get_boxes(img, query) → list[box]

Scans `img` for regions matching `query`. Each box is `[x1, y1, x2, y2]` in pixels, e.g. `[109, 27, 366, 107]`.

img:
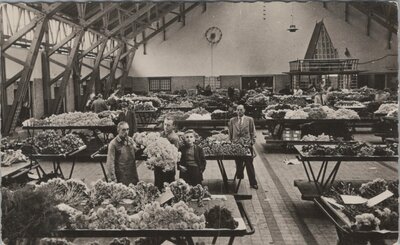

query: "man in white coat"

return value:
[228, 105, 258, 189]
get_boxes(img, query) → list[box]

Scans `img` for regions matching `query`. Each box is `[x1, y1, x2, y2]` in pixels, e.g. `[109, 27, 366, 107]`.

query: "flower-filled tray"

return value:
[316, 179, 398, 240]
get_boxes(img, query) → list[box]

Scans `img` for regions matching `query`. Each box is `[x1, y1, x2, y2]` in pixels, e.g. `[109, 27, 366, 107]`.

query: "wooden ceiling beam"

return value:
[125, 3, 179, 41]
[83, 3, 119, 27]
[350, 3, 397, 34]
[134, 3, 200, 47]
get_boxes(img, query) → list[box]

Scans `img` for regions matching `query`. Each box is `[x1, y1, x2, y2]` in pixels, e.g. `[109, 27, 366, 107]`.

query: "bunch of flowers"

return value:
[334, 100, 364, 107]
[144, 138, 181, 172]
[355, 213, 381, 231]
[284, 109, 308, 119]
[24, 112, 114, 127]
[327, 89, 375, 104]
[132, 132, 161, 148]
[211, 110, 237, 120]
[29, 131, 85, 154]
[36, 178, 90, 207]
[199, 137, 249, 156]
[208, 133, 230, 142]
[152, 92, 179, 102]
[157, 110, 188, 122]
[271, 95, 308, 107]
[373, 208, 399, 231]
[302, 142, 397, 157]
[57, 203, 88, 229]
[90, 180, 136, 206]
[118, 95, 162, 108]
[265, 103, 300, 111]
[189, 94, 232, 109]
[128, 201, 206, 230]
[303, 106, 327, 119]
[185, 107, 210, 116]
[245, 93, 270, 107]
[301, 133, 331, 141]
[128, 181, 161, 213]
[1, 149, 28, 166]
[359, 178, 388, 198]
[165, 101, 193, 108]
[87, 204, 131, 230]
[375, 103, 398, 114]
[302, 105, 359, 119]
[387, 109, 398, 117]
[333, 108, 360, 119]
[166, 179, 211, 206]
[264, 109, 290, 119]
[186, 113, 212, 120]
[322, 106, 340, 119]
[205, 205, 238, 229]
[40, 238, 76, 245]
[134, 101, 157, 111]
[0, 137, 24, 150]
[325, 179, 399, 231]
[97, 110, 122, 121]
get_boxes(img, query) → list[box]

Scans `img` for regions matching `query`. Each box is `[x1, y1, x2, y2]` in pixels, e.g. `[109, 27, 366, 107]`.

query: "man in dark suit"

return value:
[228, 105, 258, 189]
[118, 104, 138, 137]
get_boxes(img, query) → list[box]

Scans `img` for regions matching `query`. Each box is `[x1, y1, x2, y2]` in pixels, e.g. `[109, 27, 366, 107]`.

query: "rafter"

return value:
[4, 70, 22, 88]
[79, 3, 154, 59]
[83, 3, 118, 27]
[13, 3, 133, 49]
[49, 57, 67, 68]
[125, 3, 179, 40]
[2, 15, 43, 50]
[3, 52, 25, 66]
[349, 3, 397, 34]
[48, 31, 76, 55]
[135, 3, 200, 47]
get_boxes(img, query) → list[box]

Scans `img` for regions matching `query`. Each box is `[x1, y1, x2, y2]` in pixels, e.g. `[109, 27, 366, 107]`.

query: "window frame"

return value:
[148, 77, 172, 92]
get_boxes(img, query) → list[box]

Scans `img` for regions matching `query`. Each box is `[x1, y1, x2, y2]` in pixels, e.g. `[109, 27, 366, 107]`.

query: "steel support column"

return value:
[118, 47, 136, 95]
[81, 41, 107, 110]
[0, 5, 7, 132]
[3, 19, 47, 134]
[52, 30, 85, 114]
[105, 45, 123, 96]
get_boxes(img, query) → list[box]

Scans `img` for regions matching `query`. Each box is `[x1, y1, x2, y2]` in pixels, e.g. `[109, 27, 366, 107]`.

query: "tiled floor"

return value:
[34, 132, 398, 245]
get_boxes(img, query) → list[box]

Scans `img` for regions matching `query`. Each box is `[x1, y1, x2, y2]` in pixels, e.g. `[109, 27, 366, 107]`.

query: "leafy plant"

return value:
[2, 186, 66, 242]
[205, 205, 238, 229]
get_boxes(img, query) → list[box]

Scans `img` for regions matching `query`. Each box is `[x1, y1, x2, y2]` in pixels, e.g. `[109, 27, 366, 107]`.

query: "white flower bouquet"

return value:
[133, 132, 161, 148]
[284, 109, 308, 119]
[144, 137, 181, 172]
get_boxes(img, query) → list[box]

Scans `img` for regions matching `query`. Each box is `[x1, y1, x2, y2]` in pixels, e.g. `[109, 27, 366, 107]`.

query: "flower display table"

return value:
[293, 145, 398, 201]
[51, 195, 255, 245]
[29, 145, 87, 180]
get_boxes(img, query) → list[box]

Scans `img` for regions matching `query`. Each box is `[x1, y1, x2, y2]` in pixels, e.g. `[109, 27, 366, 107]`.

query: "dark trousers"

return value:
[154, 166, 175, 190]
[235, 148, 257, 186]
[179, 165, 202, 186]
